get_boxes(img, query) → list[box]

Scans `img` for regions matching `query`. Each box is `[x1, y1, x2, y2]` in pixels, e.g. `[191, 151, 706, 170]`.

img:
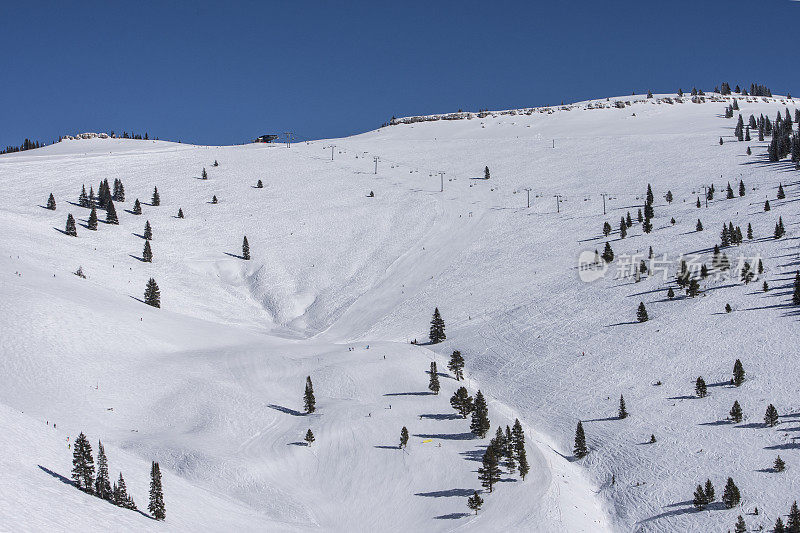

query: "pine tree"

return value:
[665, 190, 673, 203]
[213, 160, 219, 167]
[133, 198, 142, 215]
[256, 179, 263, 188]
[201, 167, 208, 179]
[643, 215, 652, 234]
[619, 217, 627, 238]
[603, 221, 611, 237]
[148, 461, 165, 520]
[142, 240, 153, 262]
[720, 137, 724, 145]
[730, 400, 743, 423]
[477, 446, 501, 492]
[695, 377, 707, 398]
[504, 426, 516, 473]
[775, 517, 786, 533]
[746, 146, 751, 155]
[696, 219, 703, 231]
[774, 455, 786, 472]
[687, 278, 699, 298]
[177, 208, 184, 218]
[618, 395, 628, 419]
[667, 287, 675, 299]
[733, 359, 745, 386]
[400, 426, 409, 448]
[696, 197, 701, 208]
[747, 223, 753, 240]
[763, 281, 769, 292]
[778, 183, 786, 199]
[95, 441, 112, 500]
[602, 242, 614, 263]
[516, 440, 529, 480]
[765, 199, 771, 211]
[704, 478, 715, 503]
[304, 376, 316, 413]
[765, 404, 779, 427]
[636, 302, 648, 322]
[734, 515, 746, 533]
[467, 491, 483, 514]
[794, 271, 800, 305]
[87, 207, 98, 230]
[739, 180, 745, 196]
[305, 429, 315, 446]
[721, 224, 730, 247]
[726, 183, 734, 199]
[484, 166, 490, 180]
[79, 185, 89, 208]
[637, 208, 643, 223]
[65, 214, 77, 236]
[626, 212, 633, 227]
[242, 236, 250, 260]
[789, 502, 800, 533]
[450, 387, 473, 418]
[151, 187, 160, 206]
[113, 472, 137, 510]
[47, 193, 56, 210]
[144, 278, 160, 308]
[428, 361, 440, 394]
[71, 432, 95, 492]
[448, 350, 465, 380]
[211, 195, 218, 204]
[104, 199, 118, 224]
[646, 184, 654, 206]
[144, 220, 152, 240]
[721, 477, 740, 508]
[114, 180, 125, 202]
[429, 307, 446, 344]
[89, 186, 96, 207]
[573, 421, 588, 458]
[692, 484, 706, 509]
[725, 303, 732, 313]
[470, 390, 490, 438]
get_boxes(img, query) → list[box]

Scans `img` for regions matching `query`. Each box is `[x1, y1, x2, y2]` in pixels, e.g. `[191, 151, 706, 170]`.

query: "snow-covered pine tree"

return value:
[646, 184, 654, 206]
[447, 350, 465, 380]
[778, 183, 786, 199]
[696, 219, 703, 231]
[774, 455, 786, 472]
[665, 190, 673, 203]
[428, 361, 440, 394]
[601, 242, 614, 263]
[573, 421, 588, 458]
[211, 195, 218, 204]
[79, 185, 89, 208]
[734, 515, 746, 533]
[450, 386, 473, 418]
[788, 502, 800, 532]
[733, 359, 745, 386]
[429, 307, 446, 343]
[692, 484, 706, 509]
[516, 440, 529, 479]
[603, 221, 611, 237]
[739, 180, 745, 196]
[504, 425, 516, 473]
[47, 193, 56, 210]
[626, 212, 633, 227]
[618, 395, 628, 419]
[765, 199, 771, 211]
[151, 187, 160, 206]
[637, 208, 643, 223]
[242, 236, 250, 260]
[695, 377, 707, 398]
[730, 400, 742, 423]
[636, 302, 648, 322]
[642, 215, 652, 234]
[114, 179, 125, 202]
[133, 198, 142, 215]
[65, 214, 77, 236]
[304, 376, 315, 413]
[765, 404, 779, 427]
[105, 200, 118, 228]
[144, 220, 152, 240]
[470, 390, 490, 438]
[721, 477, 740, 508]
[144, 278, 160, 308]
[704, 479, 715, 503]
[399, 426, 409, 449]
[619, 217, 627, 238]
[113, 472, 137, 510]
[142, 240, 153, 262]
[304, 429, 315, 446]
[467, 491, 483, 514]
[696, 197, 701, 208]
[87, 207, 98, 230]
[71, 432, 95, 492]
[747, 223, 753, 240]
[95, 441, 112, 500]
[477, 446, 501, 492]
[148, 461, 165, 520]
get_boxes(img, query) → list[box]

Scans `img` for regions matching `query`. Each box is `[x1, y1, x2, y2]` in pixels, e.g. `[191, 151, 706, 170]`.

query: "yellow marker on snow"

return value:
[421, 439, 432, 444]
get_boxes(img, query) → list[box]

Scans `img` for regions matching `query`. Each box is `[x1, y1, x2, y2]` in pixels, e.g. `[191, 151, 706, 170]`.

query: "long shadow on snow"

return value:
[384, 391, 434, 397]
[413, 432, 474, 441]
[374, 445, 400, 450]
[434, 513, 470, 520]
[268, 404, 306, 416]
[415, 488, 474, 498]
[419, 413, 462, 420]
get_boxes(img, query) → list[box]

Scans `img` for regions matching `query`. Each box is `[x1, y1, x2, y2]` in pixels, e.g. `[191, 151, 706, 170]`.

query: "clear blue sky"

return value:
[2, 1, 798, 148]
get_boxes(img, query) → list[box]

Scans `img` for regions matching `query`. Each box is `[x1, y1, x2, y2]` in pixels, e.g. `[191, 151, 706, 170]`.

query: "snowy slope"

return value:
[1, 91, 798, 531]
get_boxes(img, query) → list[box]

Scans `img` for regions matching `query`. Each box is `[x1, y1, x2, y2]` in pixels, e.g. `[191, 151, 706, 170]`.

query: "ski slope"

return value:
[1, 91, 798, 531]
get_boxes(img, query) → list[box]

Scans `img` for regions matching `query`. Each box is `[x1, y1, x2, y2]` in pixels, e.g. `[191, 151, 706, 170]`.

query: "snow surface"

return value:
[1, 92, 798, 531]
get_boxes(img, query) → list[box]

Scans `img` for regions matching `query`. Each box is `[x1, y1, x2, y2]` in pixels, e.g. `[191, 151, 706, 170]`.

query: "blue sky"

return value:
[1, 1, 798, 148]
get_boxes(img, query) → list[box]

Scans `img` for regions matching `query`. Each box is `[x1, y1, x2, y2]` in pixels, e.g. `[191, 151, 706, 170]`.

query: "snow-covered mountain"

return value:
[1, 90, 798, 532]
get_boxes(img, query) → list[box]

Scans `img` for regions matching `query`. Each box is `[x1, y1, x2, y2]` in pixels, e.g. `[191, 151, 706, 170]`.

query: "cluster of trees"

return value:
[71, 432, 165, 520]
[767, 108, 800, 162]
[716, 82, 772, 96]
[477, 419, 529, 497]
[720, 221, 743, 247]
[773, 501, 800, 532]
[692, 477, 739, 509]
[1, 138, 46, 154]
[775, 216, 786, 239]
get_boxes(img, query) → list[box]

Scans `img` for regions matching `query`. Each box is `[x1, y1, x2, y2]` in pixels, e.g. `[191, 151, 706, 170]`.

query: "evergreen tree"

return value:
[636, 302, 648, 322]
[256, 179, 263, 188]
[484, 166, 490, 180]
[400, 426, 409, 448]
[665, 190, 673, 203]
[450, 387, 473, 418]
[87, 207, 98, 230]
[305, 429, 315, 446]
[242, 236, 250, 260]
[213, 160, 219, 167]
[144, 220, 152, 240]
[739, 180, 745, 196]
[695, 377, 707, 398]
[477, 446, 501, 492]
[725, 303, 732, 313]
[47, 193, 56, 210]
[774, 455, 786, 472]
[746, 146, 751, 155]
[619, 217, 627, 238]
[71, 432, 95, 492]
[719, 137, 724, 145]
[626, 212, 633, 227]
[573, 421, 588, 458]
[734, 515, 746, 533]
[470, 390, 490, 437]
[106, 200, 118, 224]
[429, 307, 446, 343]
[304, 376, 316, 413]
[696, 219, 703, 231]
[89, 186, 96, 206]
[687, 278, 700, 298]
[721, 477, 740, 508]
[142, 240, 153, 262]
[65, 214, 77, 236]
[704, 478, 715, 503]
[692, 484, 706, 509]
[618, 395, 628, 419]
[603, 221, 611, 237]
[211, 195, 218, 204]
[765, 404, 779, 427]
[79, 185, 89, 208]
[775, 517, 786, 533]
[177, 208, 184, 219]
[763, 281, 769, 292]
[113, 472, 137, 510]
[144, 278, 160, 308]
[726, 182, 734, 199]
[201, 167, 208, 179]
[646, 184, 654, 206]
[95, 441, 112, 501]
[642, 215, 652, 234]
[765, 199, 771, 211]
[602, 242, 614, 263]
[516, 440, 529, 480]
[778, 183, 786, 199]
[733, 359, 745, 386]
[133, 198, 142, 215]
[114, 180, 125, 202]
[428, 361, 440, 394]
[448, 350, 465, 380]
[747, 223, 753, 240]
[151, 187, 160, 206]
[667, 287, 675, 299]
[730, 400, 743, 423]
[637, 208, 643, 223]
[696, 197, 701, 208]
[148, 461, 165, 520]
[793, 271, 800, 305]
[789, 502, 800, 533]
[467, 491, 483, 514]
[504, 425, 516, 473]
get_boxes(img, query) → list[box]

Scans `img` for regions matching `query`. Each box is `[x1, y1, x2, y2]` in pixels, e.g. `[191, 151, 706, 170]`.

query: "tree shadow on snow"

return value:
[666, 395, 696, 401]
[224, 252, 246, 260]
[434, 513, 470, 520]
[287, 441, 308, 447]
[53, 227, 73, 236]
[604, 321, 640, 327]
[413, 432, 474, 440]
[415, 488, 474, 498]
[132, 232, 147, 240]
[419, 413, 462, 420]
[267, 404, 305, 416]
[583, 416, 620, 423]
[374, 445, 400, 450]
[38, 465, 75, 487]
[384, 391, 434, 396]
[129, 295, 146, 304]
[460, 445, 488, 463]
[129, 254, 147, 263]
[764, 441, 800, 451]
